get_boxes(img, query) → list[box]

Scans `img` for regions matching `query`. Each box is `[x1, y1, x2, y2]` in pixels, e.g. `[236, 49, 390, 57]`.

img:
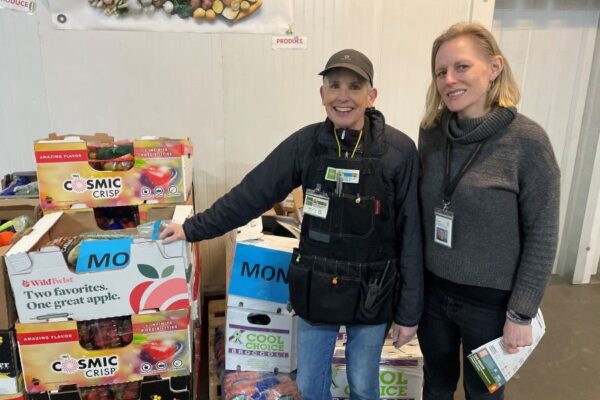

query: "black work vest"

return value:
[288, 121, 399, 325]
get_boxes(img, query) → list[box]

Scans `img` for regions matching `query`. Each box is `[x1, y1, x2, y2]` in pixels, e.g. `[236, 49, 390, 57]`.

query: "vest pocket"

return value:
[288, 251, 398, 324]
[340, 195, 375, 238]
[288, 253, 312, 320]
[309, 270, 361, 323]
[356, 263, 397, 324]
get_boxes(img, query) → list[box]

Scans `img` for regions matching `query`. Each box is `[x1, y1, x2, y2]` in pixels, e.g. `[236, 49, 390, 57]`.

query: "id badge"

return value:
[434, 207, 454, 248]
[325, 167, 360, 184]
[304, 189, 329, 219]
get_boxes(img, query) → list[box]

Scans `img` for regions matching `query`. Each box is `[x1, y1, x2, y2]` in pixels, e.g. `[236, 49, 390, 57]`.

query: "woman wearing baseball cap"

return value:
[161, 49, 423, 399]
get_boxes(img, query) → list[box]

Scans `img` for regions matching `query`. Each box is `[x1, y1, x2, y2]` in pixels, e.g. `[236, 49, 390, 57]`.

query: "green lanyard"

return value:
[333, 128, 363, 159]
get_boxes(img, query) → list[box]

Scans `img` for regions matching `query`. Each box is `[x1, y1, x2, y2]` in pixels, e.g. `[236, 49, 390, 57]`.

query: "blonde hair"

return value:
[421, 22, 520, 129]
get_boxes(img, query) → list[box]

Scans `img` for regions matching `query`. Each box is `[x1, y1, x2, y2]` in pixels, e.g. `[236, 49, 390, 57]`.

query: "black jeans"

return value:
[417, 281, 507, 400]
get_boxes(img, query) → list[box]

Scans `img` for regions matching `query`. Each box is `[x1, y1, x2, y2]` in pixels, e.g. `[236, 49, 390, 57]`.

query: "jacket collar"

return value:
[317, 107, 386, 156]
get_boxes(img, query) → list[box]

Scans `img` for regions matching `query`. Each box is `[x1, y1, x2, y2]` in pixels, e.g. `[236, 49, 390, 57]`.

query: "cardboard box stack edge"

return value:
[0, 195, 41, 397]
[2, 134, 198, 400]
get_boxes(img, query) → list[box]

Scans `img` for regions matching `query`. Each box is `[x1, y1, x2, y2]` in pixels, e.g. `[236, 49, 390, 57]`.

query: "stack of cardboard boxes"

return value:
[1, 133, 200, 400]
[220, 219, 300, 397]
[217, 194, 423, 399]
[0, 179, 40, 400]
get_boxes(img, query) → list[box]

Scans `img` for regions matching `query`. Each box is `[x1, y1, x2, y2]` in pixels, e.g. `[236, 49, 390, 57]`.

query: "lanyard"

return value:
[442, 139, 485, 206]
[334, 128, 363, 159]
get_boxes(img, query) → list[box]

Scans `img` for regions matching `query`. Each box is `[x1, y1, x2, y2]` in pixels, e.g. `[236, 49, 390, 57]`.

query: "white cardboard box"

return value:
[225, 306, 297, 373]
[331, 340, 423, 400]
[336, 325, 396, 347]
[5, 206, 193, 322]
[227, 235, 298, 315]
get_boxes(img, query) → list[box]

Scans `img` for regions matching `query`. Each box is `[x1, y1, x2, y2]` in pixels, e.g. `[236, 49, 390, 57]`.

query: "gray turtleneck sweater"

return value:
[418, 107, 560, 318]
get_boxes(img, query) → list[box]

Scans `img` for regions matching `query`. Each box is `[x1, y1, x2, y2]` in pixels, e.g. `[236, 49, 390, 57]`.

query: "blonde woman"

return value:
[417, 23, 559, 399]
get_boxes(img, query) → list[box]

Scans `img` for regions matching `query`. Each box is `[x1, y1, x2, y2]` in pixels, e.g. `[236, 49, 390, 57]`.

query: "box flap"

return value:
[160, 239, 187, 259]
[242, 235, 298, 253]
[172, 205, 193, 224]
[6, 212, 62, 256]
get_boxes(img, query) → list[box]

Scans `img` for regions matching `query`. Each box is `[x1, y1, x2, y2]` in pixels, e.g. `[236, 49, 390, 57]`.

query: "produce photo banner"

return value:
[48, 0, 293, 33]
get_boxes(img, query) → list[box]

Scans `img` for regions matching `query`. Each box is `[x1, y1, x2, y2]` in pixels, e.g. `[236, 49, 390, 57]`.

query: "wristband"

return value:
[506, 309, 532, 325]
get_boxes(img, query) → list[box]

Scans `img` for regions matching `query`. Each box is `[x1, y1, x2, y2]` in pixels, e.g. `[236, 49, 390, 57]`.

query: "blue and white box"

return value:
[227, 235, 297, 314]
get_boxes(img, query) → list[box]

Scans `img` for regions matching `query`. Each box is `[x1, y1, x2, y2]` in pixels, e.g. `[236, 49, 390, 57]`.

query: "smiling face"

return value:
[320, 68, 377, 130]
[434, 35, 503, 119]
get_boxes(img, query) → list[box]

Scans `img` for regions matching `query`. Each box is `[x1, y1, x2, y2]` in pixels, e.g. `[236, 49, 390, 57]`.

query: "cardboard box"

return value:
[280, 187, 303, 213]
[0, 330, 21, 395]
[331, 341, 423, 400]
[5, 206, 193, 323]
[43, 202, 201, 322]
[26, 375, 191, 400]
[136, 203, 201, 322]
[207, 300, 226, 400]
[34, 133, 193, 210]
[0, 393, 23, 400]
[16, 308, 191, 393]
[227, 235, 297, 315]
[336, 325, 395, 347]
[225, 306, 297, 373]
[1, 245, 18, 330]
[0, 198, 41, 329]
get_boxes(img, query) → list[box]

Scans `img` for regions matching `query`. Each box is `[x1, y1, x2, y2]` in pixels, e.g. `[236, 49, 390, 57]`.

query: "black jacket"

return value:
[183, 109, 423, 326]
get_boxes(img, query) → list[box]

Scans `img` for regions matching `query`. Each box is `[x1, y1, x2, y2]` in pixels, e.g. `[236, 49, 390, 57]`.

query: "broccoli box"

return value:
[4, 206, 193, 323]
[331, 341, 423, 400]
[225, 306, 297, 373]
[34, 133, 193, 210]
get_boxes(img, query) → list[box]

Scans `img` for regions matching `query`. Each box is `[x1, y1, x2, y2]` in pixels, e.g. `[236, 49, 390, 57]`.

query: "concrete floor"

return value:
[456, 276, 600, 399]
[200, 276, 600, 399]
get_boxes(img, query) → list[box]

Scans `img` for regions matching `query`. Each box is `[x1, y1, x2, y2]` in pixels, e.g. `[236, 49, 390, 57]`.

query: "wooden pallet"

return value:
[208, 299, 226, 400]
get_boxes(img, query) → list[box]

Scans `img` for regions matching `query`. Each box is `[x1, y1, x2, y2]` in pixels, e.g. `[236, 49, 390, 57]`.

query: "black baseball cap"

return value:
[318, 49, 374, 86]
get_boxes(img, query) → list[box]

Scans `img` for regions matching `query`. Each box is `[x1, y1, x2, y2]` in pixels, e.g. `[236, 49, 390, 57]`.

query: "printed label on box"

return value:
[225, 307, 297, 373]
[228, 243, 292, 306]
[331, 343, 423, 400]
[8, 241, 189, 322]
[16, 309, 191, 393]
[35, 136, 192, 210]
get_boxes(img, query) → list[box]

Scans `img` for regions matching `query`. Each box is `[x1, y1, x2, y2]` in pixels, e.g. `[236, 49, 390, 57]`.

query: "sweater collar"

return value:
[442, 107, 517, 144]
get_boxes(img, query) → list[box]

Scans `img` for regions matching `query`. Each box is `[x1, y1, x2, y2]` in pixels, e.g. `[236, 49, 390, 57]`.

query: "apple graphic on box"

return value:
[140, 165, 178, 188]
[129, 264, 189, 313]
[139, 340, 184, 363]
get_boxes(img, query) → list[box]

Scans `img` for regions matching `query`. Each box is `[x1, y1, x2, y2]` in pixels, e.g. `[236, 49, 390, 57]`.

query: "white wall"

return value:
[492, 0, 600, 280]
[1, 0, 495, 291]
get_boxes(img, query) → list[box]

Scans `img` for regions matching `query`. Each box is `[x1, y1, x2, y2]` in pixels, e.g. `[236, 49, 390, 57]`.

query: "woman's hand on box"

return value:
[160, 223, 186, 244]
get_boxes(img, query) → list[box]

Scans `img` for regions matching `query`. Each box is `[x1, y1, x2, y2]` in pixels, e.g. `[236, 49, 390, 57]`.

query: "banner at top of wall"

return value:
[48, 0, 293, 34]
[0, 0, 36, 14]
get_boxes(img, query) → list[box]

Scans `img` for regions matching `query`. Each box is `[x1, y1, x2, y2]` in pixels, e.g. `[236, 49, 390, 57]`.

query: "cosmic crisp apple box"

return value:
[15, 308, 191, 393]
[5, 207, 193, 323]
[26, 375, 191, 400]
[34, 133, 193, 210]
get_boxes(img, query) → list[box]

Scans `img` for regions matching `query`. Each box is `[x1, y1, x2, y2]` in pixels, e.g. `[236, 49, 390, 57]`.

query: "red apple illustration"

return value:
[129, 264, 189, 313]
[140, 165, 177, 188]
[139, 340, 183, 363]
